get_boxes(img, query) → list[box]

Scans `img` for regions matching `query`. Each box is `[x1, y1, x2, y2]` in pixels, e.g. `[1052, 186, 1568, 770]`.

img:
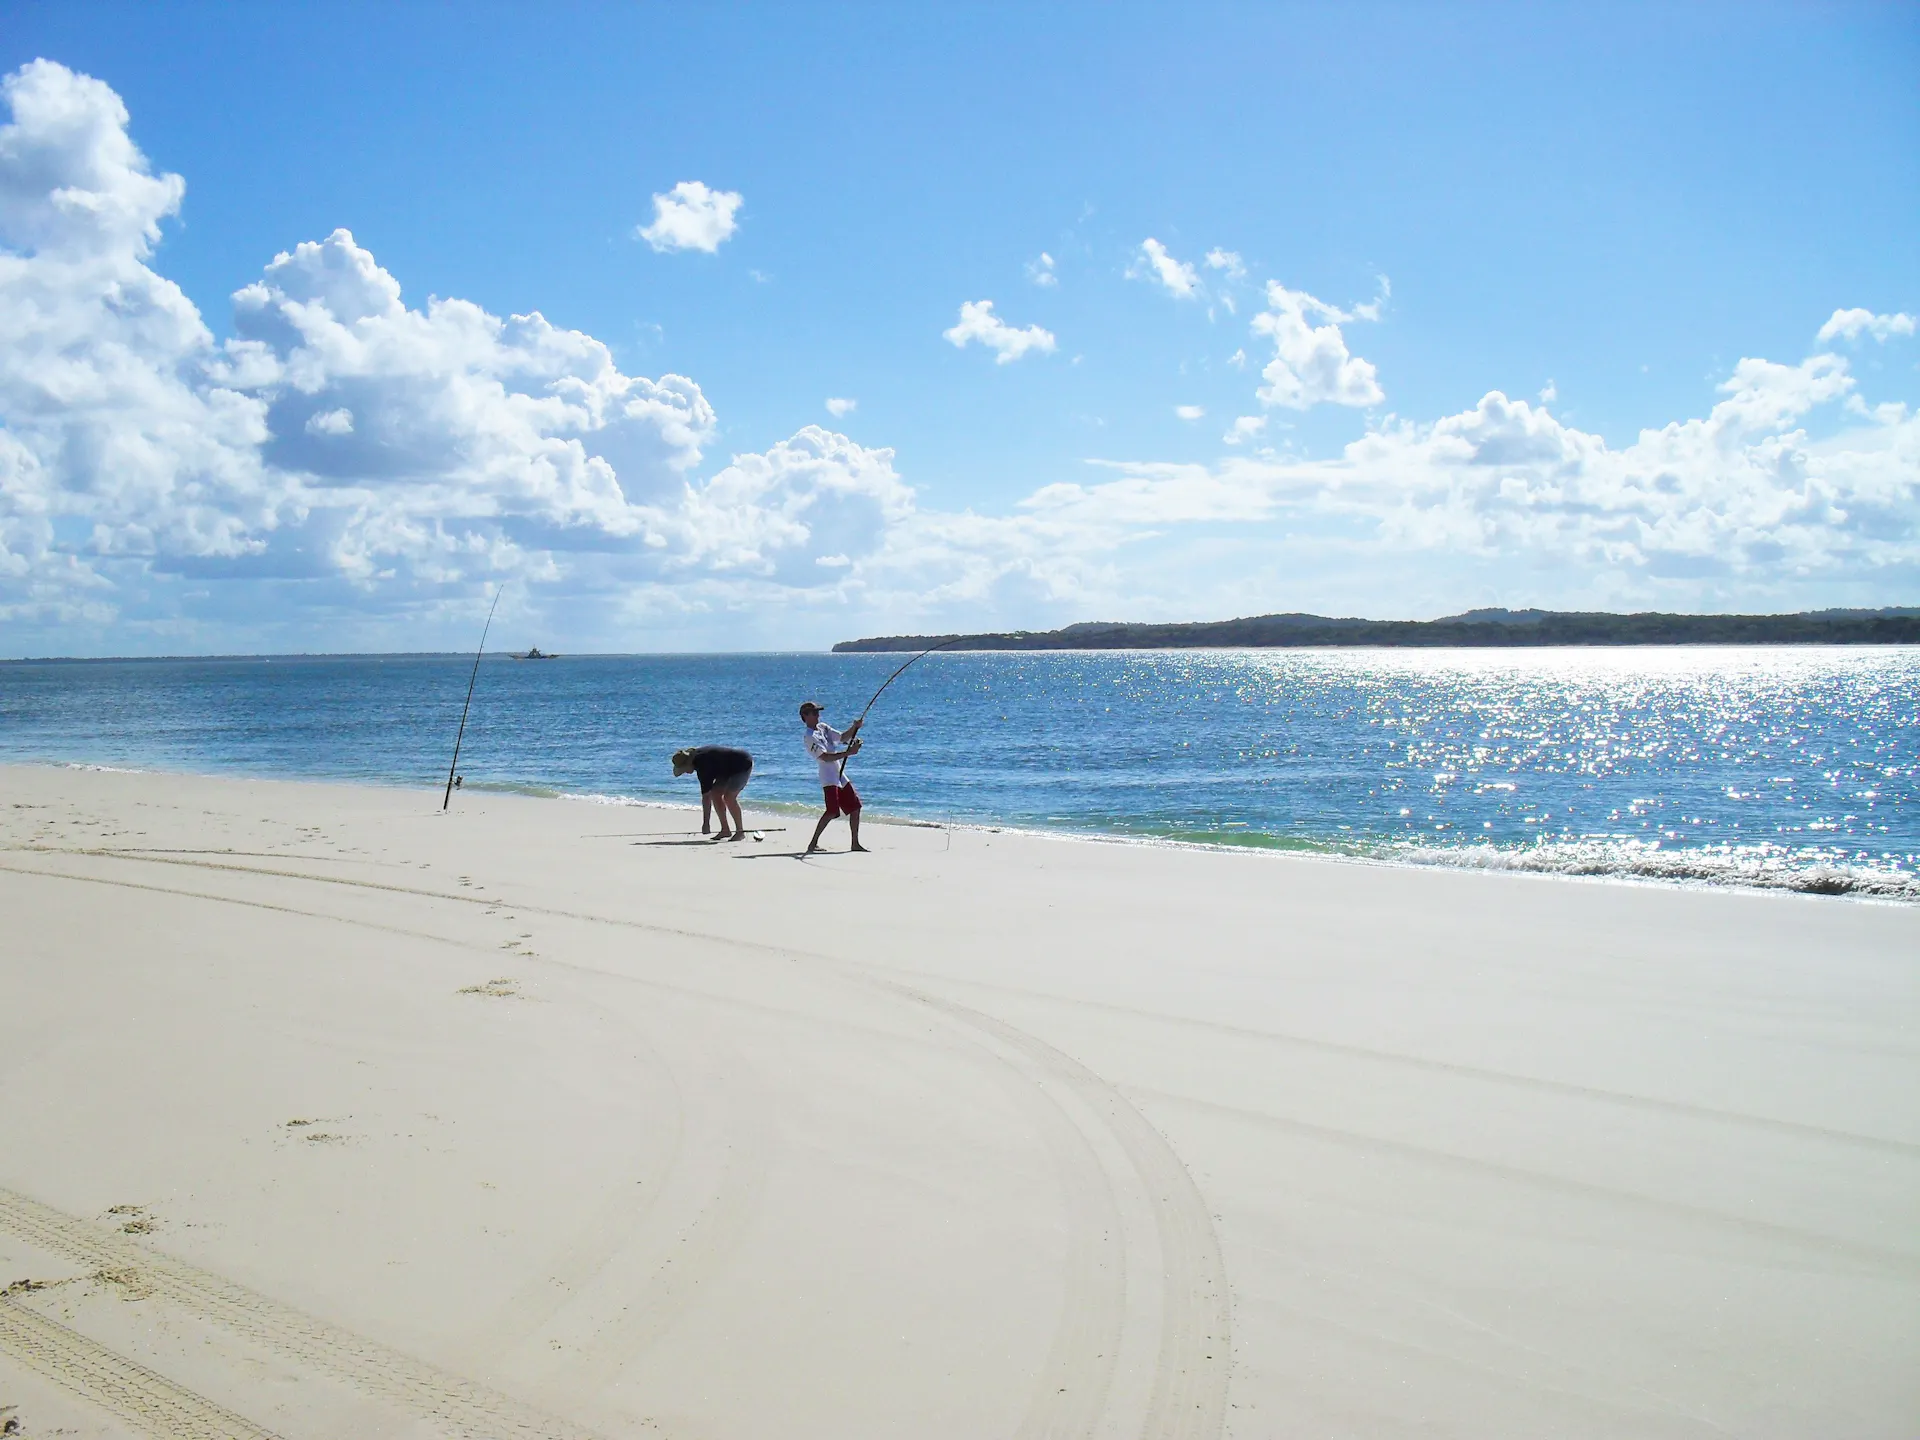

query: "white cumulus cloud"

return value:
[825, 396, 856, 417]
[0, 62, 908, 637]
[5, 60, 1918, 649]
[1250, 281, 1385, 411]
[1175, 405, 1205, 421]
[0, 58, 185, 260]
[1000, 352, 1917, 607]
[226, 227, 727, 579]
[678, 426, 913, 581]
[636, 180, 742, 254]
[1816, 308, 1916, 345]
[0, 59, 274, 619]
[1132, 238, 1199, 299]
[943, 300, 1056, 364]
[1350, 275, 1391, 322]
[1204, 248, 1245, 281]
[1027, 252, 1057, 287]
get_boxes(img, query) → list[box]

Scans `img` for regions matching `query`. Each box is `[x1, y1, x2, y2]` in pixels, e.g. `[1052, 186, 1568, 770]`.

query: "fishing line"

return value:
[836, 636, 969, 783]
[442, 586, 503, 811]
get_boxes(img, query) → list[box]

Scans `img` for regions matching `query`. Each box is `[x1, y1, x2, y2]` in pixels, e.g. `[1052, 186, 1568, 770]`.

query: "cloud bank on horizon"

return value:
[0, 59, 1915, 653]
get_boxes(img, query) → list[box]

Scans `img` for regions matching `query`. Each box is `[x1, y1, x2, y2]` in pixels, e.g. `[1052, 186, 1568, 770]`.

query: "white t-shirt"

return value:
[804, 723, 849, 787]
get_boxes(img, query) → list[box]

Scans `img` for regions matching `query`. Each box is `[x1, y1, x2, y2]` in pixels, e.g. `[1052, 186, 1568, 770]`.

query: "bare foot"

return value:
[726, 832, 745, 842]
[850, 843, 870, 853]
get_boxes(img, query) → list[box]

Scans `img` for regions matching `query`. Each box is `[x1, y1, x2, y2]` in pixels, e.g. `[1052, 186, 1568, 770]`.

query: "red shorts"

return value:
[821, 783, 861, 818]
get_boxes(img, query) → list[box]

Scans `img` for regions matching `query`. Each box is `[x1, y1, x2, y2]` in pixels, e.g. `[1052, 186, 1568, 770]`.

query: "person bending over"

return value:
[671, 744, 754, 840]
[799, 701, 866, 853]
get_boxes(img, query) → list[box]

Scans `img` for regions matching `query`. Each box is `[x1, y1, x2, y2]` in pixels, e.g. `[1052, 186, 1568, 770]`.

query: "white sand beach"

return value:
[1, 763, 1915, 1439]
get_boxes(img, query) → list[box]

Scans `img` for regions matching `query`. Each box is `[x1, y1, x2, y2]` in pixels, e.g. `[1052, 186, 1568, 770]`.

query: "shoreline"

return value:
[15, 755, 1916, 903]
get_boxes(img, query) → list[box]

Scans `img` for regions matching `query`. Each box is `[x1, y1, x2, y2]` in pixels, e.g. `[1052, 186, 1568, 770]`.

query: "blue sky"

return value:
[1, 2, 1915, 654]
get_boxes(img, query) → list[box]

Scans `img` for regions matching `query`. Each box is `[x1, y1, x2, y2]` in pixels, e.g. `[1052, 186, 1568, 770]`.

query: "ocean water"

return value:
[2, 647, 1916, 899]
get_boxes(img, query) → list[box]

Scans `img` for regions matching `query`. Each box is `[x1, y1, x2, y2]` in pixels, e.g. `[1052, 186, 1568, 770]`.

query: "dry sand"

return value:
[0, 762, 1915, 1439]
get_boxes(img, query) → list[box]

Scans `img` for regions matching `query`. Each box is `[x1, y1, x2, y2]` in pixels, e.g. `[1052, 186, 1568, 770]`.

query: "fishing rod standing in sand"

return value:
[442, 587, 503, 811]
[837, 636, 968, 782]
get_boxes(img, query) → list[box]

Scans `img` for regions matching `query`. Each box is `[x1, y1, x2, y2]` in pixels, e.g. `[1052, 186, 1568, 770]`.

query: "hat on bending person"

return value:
[671, 747, 698, 775]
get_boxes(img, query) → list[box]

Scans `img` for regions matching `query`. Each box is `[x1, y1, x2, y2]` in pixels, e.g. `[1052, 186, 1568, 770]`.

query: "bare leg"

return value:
[807, 812, 832, 852]
[722, 792, 746, 839]
[849, 809, 867, 852]
[700, 790, 713, 834]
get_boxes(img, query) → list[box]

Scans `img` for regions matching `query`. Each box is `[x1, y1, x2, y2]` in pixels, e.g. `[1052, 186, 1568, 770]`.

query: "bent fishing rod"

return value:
[442, 586, 503, 810]
[837, 635, 970, 781]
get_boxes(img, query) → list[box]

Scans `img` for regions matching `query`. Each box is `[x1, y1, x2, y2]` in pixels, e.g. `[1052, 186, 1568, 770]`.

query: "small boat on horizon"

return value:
[513, 646, 559, 660]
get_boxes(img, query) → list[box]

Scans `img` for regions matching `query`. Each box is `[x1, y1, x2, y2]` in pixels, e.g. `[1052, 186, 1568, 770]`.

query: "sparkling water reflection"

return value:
[3, 647, 1914, 897]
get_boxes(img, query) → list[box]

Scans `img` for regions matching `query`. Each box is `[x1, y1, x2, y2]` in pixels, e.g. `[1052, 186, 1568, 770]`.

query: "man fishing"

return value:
[671, 744, 754, 840]
[800, 702, 865, 853]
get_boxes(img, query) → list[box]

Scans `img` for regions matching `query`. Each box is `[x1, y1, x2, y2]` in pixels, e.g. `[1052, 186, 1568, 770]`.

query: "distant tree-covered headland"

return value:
[833, 608, 1920, 652]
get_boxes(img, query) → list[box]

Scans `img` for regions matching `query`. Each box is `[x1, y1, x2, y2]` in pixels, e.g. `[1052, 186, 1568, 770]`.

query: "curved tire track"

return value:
[551, 1057, 774, 1392]
[0, 1188, 607, 1440]
[891, 970, 1920, 1159]
[944, 1019, 1129, 1440]
[467, 1034, 685, 1366]
[904, 991, 1231, 1440]
[7, 845, 1233, 1434]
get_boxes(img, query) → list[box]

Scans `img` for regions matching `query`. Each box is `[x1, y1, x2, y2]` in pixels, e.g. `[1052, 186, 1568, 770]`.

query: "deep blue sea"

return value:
[3, 648, 1916, 898]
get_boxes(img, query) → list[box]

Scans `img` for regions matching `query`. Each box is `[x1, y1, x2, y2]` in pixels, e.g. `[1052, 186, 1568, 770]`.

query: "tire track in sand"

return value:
[544, 1056, 775, 1393]
[938, 1016, 1130, 1440]
[5, 849, 1228, 1433]
[901, 990, 1231, 1440]
[0, 1188, 610, 1440]
[0, 1296, 285, 1440]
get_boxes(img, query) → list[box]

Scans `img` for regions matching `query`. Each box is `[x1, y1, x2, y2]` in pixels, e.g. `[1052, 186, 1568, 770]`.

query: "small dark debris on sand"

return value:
[92, 1265, 157, 1300]
[105, 1204, 155, 1235]
[458, 978, 521, 999]
[283, 1117, 348, 1142]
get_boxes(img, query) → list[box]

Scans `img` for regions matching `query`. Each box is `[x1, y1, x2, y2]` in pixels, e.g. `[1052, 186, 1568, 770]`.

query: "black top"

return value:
[690, 745, 753, 792]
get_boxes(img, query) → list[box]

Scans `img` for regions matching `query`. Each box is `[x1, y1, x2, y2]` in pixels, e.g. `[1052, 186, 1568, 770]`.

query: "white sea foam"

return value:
[1386, 835, 1919, 900]
[557, 790, 686, 810]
